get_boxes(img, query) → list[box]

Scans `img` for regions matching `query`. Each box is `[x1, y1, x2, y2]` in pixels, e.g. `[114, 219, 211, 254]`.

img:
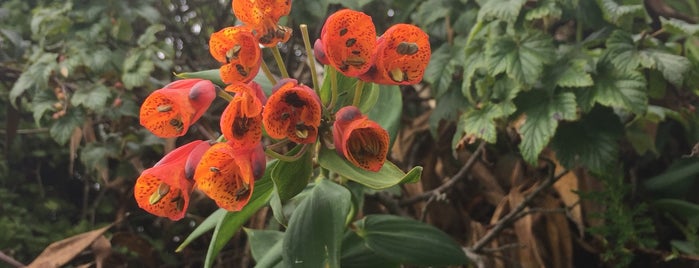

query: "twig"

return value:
[467, 168, 570, 253]
[480, 243, 524, 253]
[0, 251, 25, 268]
[374, 192, 410, 217]
[400, 141, 487, 206]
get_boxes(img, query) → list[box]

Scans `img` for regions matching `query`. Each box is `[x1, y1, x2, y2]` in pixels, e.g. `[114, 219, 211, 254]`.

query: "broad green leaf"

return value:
[459, 101, 512, 143]
[31, 89, 58, 125]
[50, 109, 84, 145]
[486, 30, 554, 86]
[318, 147, 422, 189]
[551, 106, 622, 174]
[137, 24, 165, 47]
[641, 49, 690, 87]
[10, 53, 58, 104]
[587, 56, 647, 114]
[354, 214, 469, 266]
[595, 0, 644, 25]
[605, 30, 640, 72]
[671, 240, 699, 256]
[175, 209, 227, 252]
[340, 231, 399, 268]
[366, 85, 403, 145]
[525, 0, 561, 21]
[357, 83, 380, 115]
[282, 179, 351, 268]
[661, 17, 699, 36]
[411, 0, 449, 26]
[424, 43, 465, 98]
[478, 0, 527, 23]
[121, 51, 154, 90]
[516, 91, 577, 165]
[644, 159, 699, 196]
[254, 237, 284, 268]
[244, 229, 284, 262]
[176, 68, 273, 90]
[203, 164, 275, 268]
[653, 199, 699, 224]
[555, 60, 594, 88]
[271, 147, 312, 202]
[71, 84, 111, 112]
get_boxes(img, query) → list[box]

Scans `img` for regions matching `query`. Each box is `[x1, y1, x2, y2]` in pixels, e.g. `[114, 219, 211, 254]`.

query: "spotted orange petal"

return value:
[134, 140, 209, 220]
[194, 142, 258, 211]
[262, 78, 322, 144]
[333, 106, 389, 172]
[209, 26, 261, 84]
[139, 79, 215, 138]
[360, 24, 430, 85]
[220, 82, 264, 150]
[232, 0, 292, 27]
[320, 9, 376, 77]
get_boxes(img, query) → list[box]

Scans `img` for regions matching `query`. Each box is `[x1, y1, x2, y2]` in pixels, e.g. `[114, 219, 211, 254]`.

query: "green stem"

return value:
[300, 24, 320, 93]
[327, 67, 339, 111]
[271, 46, 290, 78]
[216, 87, 234, 102]
[351, 80, 365, 107]
[215, 135, 227, 143]
[260, 60, 277, 85]
[265, 144, 309, 162]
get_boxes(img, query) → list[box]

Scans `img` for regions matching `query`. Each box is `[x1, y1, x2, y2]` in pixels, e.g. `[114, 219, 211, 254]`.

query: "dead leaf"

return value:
[28, 223, 114, 268]
[91, 235, 111, 268]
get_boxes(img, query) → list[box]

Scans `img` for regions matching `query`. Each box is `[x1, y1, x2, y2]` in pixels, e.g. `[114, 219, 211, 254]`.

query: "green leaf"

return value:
[10, 53, 58, 104]
[49, 109, 84, 145]
[424, 43, 464, 98]
[175, 69, 225, 87]
[516, 91, 577, 165]
[176, 209, 227, 252]
[661, 17, 699, 36]
[318, 147, 422, 189]
[357, 83, 379, 115]
[245, 229, 284, 262]
[595, 0, 645, 25]
[70, 84, 111, 112]
[555, 59, 594, 88]
[478, 0, 527, 23]
[605, 30, 640, 72]
[203, 164, 275, 268]
[588, 56, 647, 114]
[31, 89, 58, 125]
[253, 237, 284, 268]
[644, 158, 699, 195]
[411, 0, 449, 26]
[459, 101, 513, 143]
[462, 37, 488, 98]
[653, 199, 699, 224]
[641, 49, 691, 87]
[137, 24, 165, 47]
[354, 214, 469, 266]
[271, 147, 312, 202]
[366, 85, 403, 146]
[551, 106, 622, 174]
[486, 30, 554, 86]
[340, 231, 399, 268]
[282, 179, 351, 268]
[525, 0, 562, 21]
[121, 51, 154, 90]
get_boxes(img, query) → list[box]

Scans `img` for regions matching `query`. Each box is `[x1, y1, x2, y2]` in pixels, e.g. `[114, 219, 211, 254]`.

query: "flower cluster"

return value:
[134, 2, 431, 220]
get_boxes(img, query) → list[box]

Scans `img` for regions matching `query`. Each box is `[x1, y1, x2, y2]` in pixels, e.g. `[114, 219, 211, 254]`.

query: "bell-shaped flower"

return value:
[232, 0, 293, 47]
[139, 79, 215, 138]
[262, 78, 322, 144]
[220, 82, 265, 149]
[209, 26, 262, 84]
[318, 9, 376, 77]
[360, 24, 431, 85]
[193, 142, 266, 211]
[134, 140, 211, 220]
[333, 106, 389, 172]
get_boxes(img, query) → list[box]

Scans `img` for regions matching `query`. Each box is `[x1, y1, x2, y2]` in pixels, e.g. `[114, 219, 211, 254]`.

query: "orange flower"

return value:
[139, 79, 215, 138]
[333, 106, 389, 172]
[232, 0, 292, 47]
[318, 9, 376, 77]
[193, 142, 266, 211]
[359, 24, 430, 85]
[220, 82, 266, 149]
[209, 26, 261, 84]
[134, 140, 211, 220]
[262, 78, 322, 144]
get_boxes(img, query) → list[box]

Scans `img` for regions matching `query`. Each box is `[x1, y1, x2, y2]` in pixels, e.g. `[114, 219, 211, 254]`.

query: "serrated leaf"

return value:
[589, 56, 647, 114]
[661, 17, 699, 36]
[462, 38, 488, 98]
[318, 147, 422, 189]
[271, 146, 312, 202]
[551, 106, 622, 173]
[486, 30, 554, 85]
[460, 101, 513, 143]
[478, 0, 527, 23]
[10, 53, 58, 104]
[424, 43, 463, 98]
[71, 85, 111, 112]
[50, 109, 84, 145]
[411, 0, 449, 26]
[516, 91, 577, 165]
[605, 30, 640, 72]
[525, 0, 561, 21]
[138, 24, 166, 47]
[31, 89, 58, 125]
[595, 0, 645, 25]
[354, 214, 469, 266]
[283, 179, 351, 268]
[555, 60, 594, 88]
[640, 49, 690, 87]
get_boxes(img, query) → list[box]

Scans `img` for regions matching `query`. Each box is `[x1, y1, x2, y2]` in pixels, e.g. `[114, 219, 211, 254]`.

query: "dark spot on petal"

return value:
[284, 92, 306, 108]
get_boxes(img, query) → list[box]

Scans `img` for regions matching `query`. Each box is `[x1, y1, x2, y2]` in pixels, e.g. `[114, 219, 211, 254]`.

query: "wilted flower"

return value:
[139, 79, 215, 138]
[262, 78, 322, 144]
[134, 140, 211, 220]
[333, 106, 389, 172]
[209, 26, 262, 84]
[316, 9, 376, 77]
[360, 24, 431, 85]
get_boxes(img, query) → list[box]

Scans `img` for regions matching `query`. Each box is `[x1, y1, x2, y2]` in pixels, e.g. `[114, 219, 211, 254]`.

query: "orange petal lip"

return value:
[220, 82, 264, 150]
[193, 142, 260, 211]
[134, 140, 208, 220]
[333, 106, 389, 172]
[232, 0, 292, 28]
[360, 23, 431, 85]
[262, 79, 322, 144]
[209, 26, 261, 84]
[139, 79, 215, 138]
[319, 9, 377, 77]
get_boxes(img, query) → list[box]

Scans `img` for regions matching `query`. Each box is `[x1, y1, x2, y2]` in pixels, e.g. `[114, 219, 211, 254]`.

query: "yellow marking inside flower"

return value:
[396, 42, 419, 55]
[157, 105, 172, 112]
[149, 182, 170, 205]
[226, 44, 242, 63]
[295, 124, 309, 139]
[389, 68, 406, 83]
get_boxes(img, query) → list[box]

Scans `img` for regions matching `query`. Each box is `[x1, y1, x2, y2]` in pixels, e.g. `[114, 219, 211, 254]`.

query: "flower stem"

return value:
[216, 87, 234, 102]
[265, 143, 309, 162]
[260, 60, 277, 85]
[271, 46, 290, 78]
[351, 80, 365, 107]
[300, 24, 320, 93]
[327, 67, 339, 111]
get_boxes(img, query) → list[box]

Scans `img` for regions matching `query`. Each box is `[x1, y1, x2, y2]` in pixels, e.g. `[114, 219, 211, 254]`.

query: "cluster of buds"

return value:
[134, 0, 430, 220]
